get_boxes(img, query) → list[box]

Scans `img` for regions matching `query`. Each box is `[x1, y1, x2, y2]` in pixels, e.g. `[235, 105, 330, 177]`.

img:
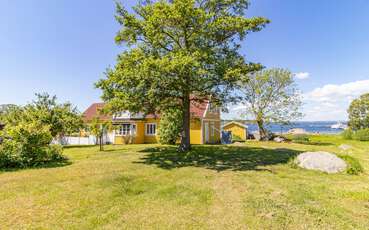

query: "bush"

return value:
[342, 129, 353, 140]
[339, 155, 364, 175]
[343, 128, 369, 141]
[353, 128, 369, 141]
[291, 134, 310, 143]
[0, 121, 67, 169]
[232, 135, 244, 143]
[158, 108, 183, 145]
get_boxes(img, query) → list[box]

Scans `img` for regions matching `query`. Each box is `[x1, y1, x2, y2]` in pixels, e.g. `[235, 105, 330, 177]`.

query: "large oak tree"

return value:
[96, 0, 269, 151]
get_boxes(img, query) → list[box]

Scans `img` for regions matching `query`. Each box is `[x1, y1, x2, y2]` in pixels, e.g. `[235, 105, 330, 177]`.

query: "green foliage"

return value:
[291, 134, 310, 143]
[0, 93, 76, 169]
[353, 128, 369, 141]
[1, 93, 83, 138]
[0, 120, 66, 169]
[238, 68, 302, 140]
[348, 93, 369, 130]
[342, 129, 353, 140]
[339, 155, 363, 175]
[232, 135, 244, 143]
[96, 0, 269, 150]
[89, 117, 112, 138]
[89, 117, 113, 150]
[158, 108, 183, 145]
[342, 128, 369, 141]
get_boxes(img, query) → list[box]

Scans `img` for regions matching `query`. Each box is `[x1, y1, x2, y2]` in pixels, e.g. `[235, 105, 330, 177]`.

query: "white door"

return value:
[204, 122, 209, 144]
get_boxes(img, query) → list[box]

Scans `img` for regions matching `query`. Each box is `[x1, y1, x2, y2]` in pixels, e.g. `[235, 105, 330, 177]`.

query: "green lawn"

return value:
[1, 135, 369, 229]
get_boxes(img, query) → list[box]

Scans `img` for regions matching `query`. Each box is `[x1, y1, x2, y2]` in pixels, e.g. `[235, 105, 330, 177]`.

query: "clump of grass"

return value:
[291, 134, 310, 143]
[339, 155, 363, 175]
[353, 129, 369, 141]
[341, 129, 353, 140]
[288, 157, 299, 169]
[342, 128, 369, 141]
[232, 135, 244, 143]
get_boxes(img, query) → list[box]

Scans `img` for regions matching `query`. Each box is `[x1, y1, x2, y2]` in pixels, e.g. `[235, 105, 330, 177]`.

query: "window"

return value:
[116, 124, 135, 136]
[210, 122, 215, 136]
[145, 123, 156, 135]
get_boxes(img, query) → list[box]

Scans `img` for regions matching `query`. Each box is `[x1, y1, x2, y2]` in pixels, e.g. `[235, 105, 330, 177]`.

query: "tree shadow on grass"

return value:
[292, 141, 334, 146]
[136, 145, 302, 172]
[63, 145, 97, 149]
[0, 159, 71, 173]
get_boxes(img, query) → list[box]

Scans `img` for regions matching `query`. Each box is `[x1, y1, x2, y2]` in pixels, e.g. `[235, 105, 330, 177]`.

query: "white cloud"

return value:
[305, 80, 369, 103]
[231, 104, 248, 111]
[222, 79, 369, 121]
[303, 79, 369, 121]
[294, 72, 310, 80]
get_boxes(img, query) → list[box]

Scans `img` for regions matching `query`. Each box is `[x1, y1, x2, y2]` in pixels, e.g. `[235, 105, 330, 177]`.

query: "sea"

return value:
[244, 121, 347, 135]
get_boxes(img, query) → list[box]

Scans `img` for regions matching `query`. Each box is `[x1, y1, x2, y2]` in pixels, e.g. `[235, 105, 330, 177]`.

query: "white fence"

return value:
[52, 133, 115, 146]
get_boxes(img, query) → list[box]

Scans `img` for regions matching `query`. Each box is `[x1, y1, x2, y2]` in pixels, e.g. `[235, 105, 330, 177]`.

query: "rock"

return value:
[339, 144, 352, 150]
[253, 133, 261, 141]
[232, 142, 244, 146]
[295, 151, 347, 173]
[274, 136, 286, 143]
[288, 128, 307, 135]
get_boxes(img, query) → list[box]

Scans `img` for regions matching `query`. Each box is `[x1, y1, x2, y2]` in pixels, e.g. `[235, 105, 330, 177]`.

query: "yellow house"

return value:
[222, 121, 248, 140]
[83, 101, 221, 145]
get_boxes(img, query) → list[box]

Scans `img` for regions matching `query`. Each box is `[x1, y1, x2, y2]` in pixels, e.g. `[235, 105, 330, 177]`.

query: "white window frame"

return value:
[115, 123, 136, 136]
[145, 123, 157, 136]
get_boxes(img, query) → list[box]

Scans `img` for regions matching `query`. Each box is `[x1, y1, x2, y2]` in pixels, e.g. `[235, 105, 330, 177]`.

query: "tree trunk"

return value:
[99, 134, 103, 151]
[256, 119, 268, 141]
[179, 96, 191, 152]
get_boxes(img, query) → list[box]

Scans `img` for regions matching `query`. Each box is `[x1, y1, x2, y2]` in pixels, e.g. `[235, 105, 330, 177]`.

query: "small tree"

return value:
[2, 94, 83, 139]
[96, 0, 269, 151]
[158, 108, 183, 145]
[348, 93, 369, 130]
[89, 117, 112, 151]
[0, 110, 66, 169]
[238, 68, 302, 140]
[29, 93, 84, 138]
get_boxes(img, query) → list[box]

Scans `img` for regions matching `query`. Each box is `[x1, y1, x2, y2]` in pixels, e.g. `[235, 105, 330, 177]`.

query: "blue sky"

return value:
[1, 0, 368, 121]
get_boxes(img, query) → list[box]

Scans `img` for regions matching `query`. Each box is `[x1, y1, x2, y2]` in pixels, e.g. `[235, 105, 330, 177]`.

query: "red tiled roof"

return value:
[82, 101, 208, 122]
[82, 103, 111, 122]
[190, 100, 208, 118]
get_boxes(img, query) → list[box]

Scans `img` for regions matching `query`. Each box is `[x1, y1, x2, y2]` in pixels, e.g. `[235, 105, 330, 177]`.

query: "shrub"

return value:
[339, 155, 364, 175]
[291, 134, 310, 143]
[0, 120, 67, 169]
[232, 135, 244, 143]
[342, 129, 353, 140]
[352, 128, 369, 141]
[0, 141, 22, 168]
[158, 108, 183, 145]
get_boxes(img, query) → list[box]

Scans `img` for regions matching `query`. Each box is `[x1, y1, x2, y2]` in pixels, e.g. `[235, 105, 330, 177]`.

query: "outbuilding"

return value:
[222, 121, 248, 140]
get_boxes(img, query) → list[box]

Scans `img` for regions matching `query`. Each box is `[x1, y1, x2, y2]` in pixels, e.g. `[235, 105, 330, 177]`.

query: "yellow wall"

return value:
[114, 121, 146, 144]
[190, 119, 202, 144]
[223, 123, 247, 140]
[113, 119, 160, 145]
[143, 118, 159, 143]
[112, 105, 223, 145]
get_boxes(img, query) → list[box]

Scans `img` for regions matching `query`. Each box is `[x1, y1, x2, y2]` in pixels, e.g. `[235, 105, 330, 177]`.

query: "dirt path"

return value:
[208, 172, 247, 229]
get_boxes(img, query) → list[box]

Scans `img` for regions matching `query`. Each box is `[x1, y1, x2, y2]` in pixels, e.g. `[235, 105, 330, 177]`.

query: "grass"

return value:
[0, 135, 369, 229]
